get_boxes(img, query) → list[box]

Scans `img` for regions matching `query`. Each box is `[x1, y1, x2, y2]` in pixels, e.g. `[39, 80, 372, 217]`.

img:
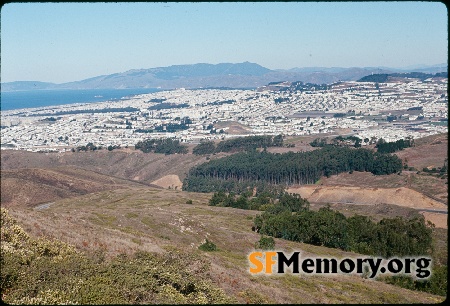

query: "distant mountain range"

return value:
[2, 62, 447, 92]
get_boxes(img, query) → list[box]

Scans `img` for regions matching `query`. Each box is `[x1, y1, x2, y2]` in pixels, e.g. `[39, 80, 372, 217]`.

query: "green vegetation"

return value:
[192, 140, 216, 155]
[107, 144, 121, 151]
[198, 239, 217, 252]
[310, 136, 364, 148]
[376, 137, 414, 153]
[254, 206, 433, 257]
[333, 112, 346, 118]
[148, 102, 189, 110]
[358, 72, 448, 82]
[73, 142, 103, 152]
[136, 117, 192, 133]
[381, 265, 447, 297]
[250, 202, 445, 296]
[135, 138, 188, 154]
[0, 208, 234, 304]
[183, 147, 403, 192]
[192, 134, 284, 155]
[291, 81, 330, 92]
[255, 236, 275, 250]
[209, 189, 309, 212]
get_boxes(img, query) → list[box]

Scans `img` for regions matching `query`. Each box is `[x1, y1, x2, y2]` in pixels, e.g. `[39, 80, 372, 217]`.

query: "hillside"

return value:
[4, 62, 445, 91]
[0, 166, 149, 207]
[1, 132, 448, 302]
[1, 149, 210, 183]
[357, 71, 448, 82]
[3, 187, 445, 303]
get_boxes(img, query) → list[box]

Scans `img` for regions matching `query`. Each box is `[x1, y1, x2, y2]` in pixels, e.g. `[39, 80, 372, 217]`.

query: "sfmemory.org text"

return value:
[248, 251, 432, 279]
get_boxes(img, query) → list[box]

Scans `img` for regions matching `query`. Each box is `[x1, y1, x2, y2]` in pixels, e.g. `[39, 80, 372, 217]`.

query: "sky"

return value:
[1, 2, 448, 83]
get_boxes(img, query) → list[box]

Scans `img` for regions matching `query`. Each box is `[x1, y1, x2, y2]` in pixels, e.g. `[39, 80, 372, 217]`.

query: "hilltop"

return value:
[2, 62, 446, 91]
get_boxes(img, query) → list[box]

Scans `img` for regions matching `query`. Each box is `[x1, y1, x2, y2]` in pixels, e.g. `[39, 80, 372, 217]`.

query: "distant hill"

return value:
[2, 62, 447, 91]
[357, 71, 448, 82]
[1, 81, 57, 91]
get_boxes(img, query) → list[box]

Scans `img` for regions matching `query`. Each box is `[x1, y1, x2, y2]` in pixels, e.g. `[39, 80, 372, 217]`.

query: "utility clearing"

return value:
[288, 185, 448, 228]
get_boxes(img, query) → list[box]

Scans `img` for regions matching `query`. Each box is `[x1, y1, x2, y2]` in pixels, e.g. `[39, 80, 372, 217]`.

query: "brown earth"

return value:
[288, 185, 447, 228]
[0, 149, 212, 183]
[151, 174, 183, 189]
[395, 133, 448, 170]
[420, 211, 448, 229]
[318, 170, 448, 205]
[287, 185, 447, 210]
[214, 121, 252, 135]
[0, 167, 147, 207]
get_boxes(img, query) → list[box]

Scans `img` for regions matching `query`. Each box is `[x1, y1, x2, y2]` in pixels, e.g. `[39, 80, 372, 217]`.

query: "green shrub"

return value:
[255, 235, 275, 250]
[1, 208, 234, 304]
[198, 239, 217, 252]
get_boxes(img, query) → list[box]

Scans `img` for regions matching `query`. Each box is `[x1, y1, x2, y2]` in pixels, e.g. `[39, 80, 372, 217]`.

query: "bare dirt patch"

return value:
[420, 212, 448, 229]
[151, 174, 183, 189]
[214, 121, 252, 135]
[395, 133, 447, 170]
[317, 171, 447, 205]
[287, 185, 447, 210]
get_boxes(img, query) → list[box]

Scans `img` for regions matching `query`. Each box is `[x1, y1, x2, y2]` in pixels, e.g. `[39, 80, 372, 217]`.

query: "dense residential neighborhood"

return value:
[1, 77, 447, 152]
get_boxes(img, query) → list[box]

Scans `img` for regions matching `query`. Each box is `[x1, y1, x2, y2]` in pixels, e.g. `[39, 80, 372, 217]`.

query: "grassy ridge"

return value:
[0, 208, 234, 304]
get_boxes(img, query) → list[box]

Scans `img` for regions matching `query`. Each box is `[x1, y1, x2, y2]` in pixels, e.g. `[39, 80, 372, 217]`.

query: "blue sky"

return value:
[1, 2, 447, 83]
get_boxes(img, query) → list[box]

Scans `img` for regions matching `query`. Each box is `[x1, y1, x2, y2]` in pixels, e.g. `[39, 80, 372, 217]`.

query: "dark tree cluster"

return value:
[309, 137, 328, 147]
[375, 137, 413, 153]
[192, 135, 283, 155]
[154, 123, 190, 133]
[252, 203, 444, 295]
[107, 144, 121, 151]
[72, 142, 102, 152]
[41, 117, 60, 122]
[254, 206, 433, 257]
[183, 146, 403, 192]
[208, 188, 308, 212]
[148, 98, 167, 103]
[192, 141, 216, 155]
[358, 72, 447, 82]
[206, 99, 235, 106]
[274, 97, 290, 103]
[291, 81, 330, 92]
[135, 138, 188, 155]
[386, 115, 397, 122]
[407, 106, 423, 111]
[147, 103, 189, 111]
[312, 135, 363, 148]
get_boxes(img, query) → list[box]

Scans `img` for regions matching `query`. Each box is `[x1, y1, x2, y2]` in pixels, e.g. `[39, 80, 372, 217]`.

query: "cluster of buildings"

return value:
[1, 77, 447, 152]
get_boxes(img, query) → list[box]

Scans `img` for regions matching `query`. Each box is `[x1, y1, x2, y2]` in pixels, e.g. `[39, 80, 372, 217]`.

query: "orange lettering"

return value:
[249, 251, 263, 273]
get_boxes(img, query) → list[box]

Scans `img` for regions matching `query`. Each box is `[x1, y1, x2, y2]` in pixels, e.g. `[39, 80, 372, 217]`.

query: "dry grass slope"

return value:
[4, 186, 446, 304]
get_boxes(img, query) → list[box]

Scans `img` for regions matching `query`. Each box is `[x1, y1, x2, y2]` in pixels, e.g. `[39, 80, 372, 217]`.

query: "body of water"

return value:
[0, 88, 161, 111]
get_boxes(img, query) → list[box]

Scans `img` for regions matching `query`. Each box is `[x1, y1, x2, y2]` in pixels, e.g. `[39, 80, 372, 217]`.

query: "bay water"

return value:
[1, 88, 161, 111]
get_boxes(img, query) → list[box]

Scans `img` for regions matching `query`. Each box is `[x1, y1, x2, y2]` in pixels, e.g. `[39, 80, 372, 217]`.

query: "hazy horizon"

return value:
[2, 61, 448, 85]
[1, 2, 447, 83]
